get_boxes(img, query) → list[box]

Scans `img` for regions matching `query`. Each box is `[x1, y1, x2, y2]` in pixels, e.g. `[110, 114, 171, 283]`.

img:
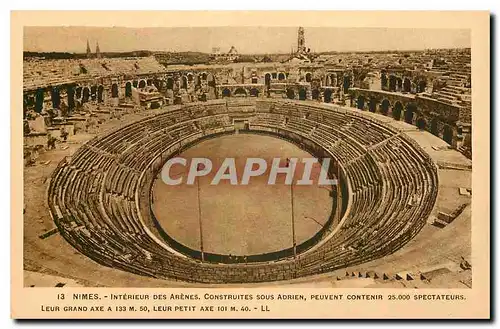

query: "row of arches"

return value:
[29, 84, 109, 113]
[283, 88, 335, 102]
[285, 89, 307, 101]
[27, 73, 220, 113]
[221, 88, 260, 97]
[264, 73, 287, 87]
[354, 95, 454, 144]
[129, 73, 216, 92]
[381, 74, 427, 93]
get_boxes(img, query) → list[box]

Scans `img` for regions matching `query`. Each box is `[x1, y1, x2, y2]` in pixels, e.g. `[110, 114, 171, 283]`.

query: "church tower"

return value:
[95, 41, 101, 58]
[297, 27, 306, 54]
[86, 39, 92, 58]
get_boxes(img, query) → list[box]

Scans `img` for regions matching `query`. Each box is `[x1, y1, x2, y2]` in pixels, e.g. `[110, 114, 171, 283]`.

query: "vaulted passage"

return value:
[166, 78, 174, 90]
[265, 73, 271, 87]
[417, 80, 427, 93]
[98, 85, 104, 103]
[431, 118, 439, 136]
[51, 87, 60, 109]
[405, 103, 417, 124]
[90, 85, 97, 101]
[403, 78, 411, 92]
[312, 89, 319, 100]
[343, 76, 351, 92]
[416, 118, 427, 130]
[82, 87, 90, 103]
[443, 125, 453, 144]
[111, 84, 119, 98]
[324, 89, 332, 103]
[234, 88, 247, 97]
[299, 89, 307, 101]
[35, 89, 44, 113]
[369, 98, 376, 113]
[393, 102, 403, 120]
[125, 82, 132, 97]
[389, 75, 396, 91]
[357, 95, 365, 110]
[67, 86, 75, 111]
[381, 99, 390, 115]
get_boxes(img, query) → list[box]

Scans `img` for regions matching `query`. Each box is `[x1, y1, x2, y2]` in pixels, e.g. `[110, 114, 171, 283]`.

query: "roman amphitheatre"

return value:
[23, 27, 472, 288]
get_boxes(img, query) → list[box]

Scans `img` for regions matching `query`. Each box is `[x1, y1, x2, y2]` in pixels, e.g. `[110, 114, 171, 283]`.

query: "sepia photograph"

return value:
[10, 10, 490, 319]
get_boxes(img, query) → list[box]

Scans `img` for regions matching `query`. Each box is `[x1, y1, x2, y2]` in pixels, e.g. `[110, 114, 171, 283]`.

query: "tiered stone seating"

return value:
[48, 99, 438, 284]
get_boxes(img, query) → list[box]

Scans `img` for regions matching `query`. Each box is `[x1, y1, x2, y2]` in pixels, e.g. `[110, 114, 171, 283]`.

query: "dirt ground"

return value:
[152, 134, 333, 255]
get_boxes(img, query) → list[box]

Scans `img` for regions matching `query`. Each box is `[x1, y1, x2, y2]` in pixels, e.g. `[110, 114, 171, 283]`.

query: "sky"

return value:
[24, 26, 471, 54]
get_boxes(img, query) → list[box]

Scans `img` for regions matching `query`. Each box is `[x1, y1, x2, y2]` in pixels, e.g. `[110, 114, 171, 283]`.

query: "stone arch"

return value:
[75, 87, 82, 99]
[234, 88, 247, 97]
[90, 85, 97, 101]
[403, 78, 411, 92]
[324, 89, 332, 103]
[278, 72, 286, 81]
[111, 83, 119, 98]
[430, 118, 439, 136]
[207, 73, 215, 88]
[181, 76, 188, 89]
[286, 89, 295, 99]
[368, 98, 377, 112]
[312, 89, 320, 100]
[405, 103, 416, 124]
[82, 87, 90, 103]
[146, 79, 153, 86]
[35, 89, 44, 113]
[166, 78, 174, 90]
[250, 88, 259, 97]
[51, 87, 60, 109]
[133, 80, 138, 88]
[251, 77, 258, 84]
[138, 80, 146, 88]
[265, 73, 271, 86]
[393, 101, 403, 120]
[416, 118, 427, 130]
[201, 72, 208, 80]
[418, 80, 427, 93]
[389, 75, 397, 91]
[443, 125, 453, 145]
[187, 73, 193, 82]
[67, 86, 75, 110]
[381, 73, 388, 89]
[305, 72, 312, 83]
[298, 89, 306, 100]
[97, 85, 104, 103]
[381, 99, 390, 115]
[357, 95, 365, 110]
[125, 82, 132, 97]
[396, 78, 403, 91]
[222, 88, 231, 97]
[343, 76, 351, 92]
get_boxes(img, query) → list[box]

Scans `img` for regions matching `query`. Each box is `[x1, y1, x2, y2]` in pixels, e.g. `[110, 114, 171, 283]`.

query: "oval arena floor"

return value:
[152, 134, 333, 256]
[24, 99, 472, 288]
